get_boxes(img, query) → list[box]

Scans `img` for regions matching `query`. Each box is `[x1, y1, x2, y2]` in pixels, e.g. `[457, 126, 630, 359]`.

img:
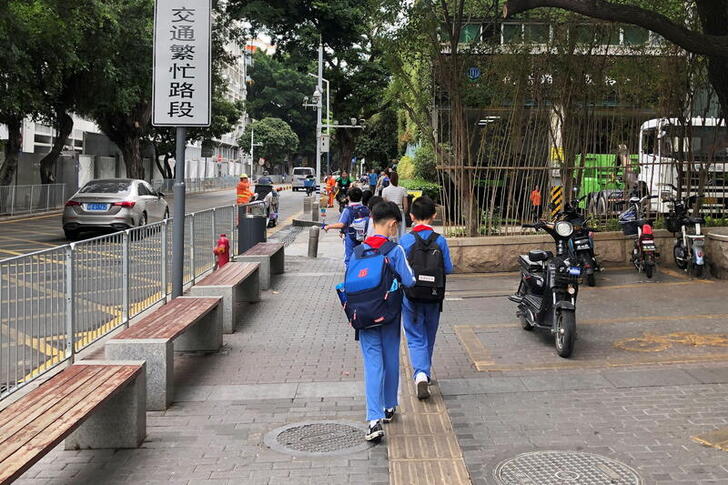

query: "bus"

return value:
[638, 118, 728, 214]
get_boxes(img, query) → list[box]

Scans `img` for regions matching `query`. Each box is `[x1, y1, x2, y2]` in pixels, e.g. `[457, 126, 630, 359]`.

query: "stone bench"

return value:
[187, 262, 260, 333]
[0, 361, 146, 484]
[106, 297, 222, 410]
[235, 242, 285, 290]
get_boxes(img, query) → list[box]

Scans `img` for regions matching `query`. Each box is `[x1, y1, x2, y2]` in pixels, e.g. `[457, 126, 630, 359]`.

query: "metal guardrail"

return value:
[0, 204, 239, 399]
[151, 177, 239, 194]
[0, 184, 66, 217]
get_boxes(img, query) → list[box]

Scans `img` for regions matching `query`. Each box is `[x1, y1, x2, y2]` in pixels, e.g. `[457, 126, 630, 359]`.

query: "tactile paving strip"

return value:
[494, 450, 641, 485]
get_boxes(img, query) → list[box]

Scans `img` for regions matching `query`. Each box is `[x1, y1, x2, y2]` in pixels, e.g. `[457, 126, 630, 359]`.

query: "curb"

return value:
[292, 218, 322, 228]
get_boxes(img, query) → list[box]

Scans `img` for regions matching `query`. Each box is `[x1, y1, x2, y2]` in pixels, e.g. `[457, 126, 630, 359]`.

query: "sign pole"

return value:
[171, 126, 186, 298]
[153, 0, 211, 298]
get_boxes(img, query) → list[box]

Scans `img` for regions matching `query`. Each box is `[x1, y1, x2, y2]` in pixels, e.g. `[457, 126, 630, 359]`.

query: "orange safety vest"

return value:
[237, 181, 253, 205]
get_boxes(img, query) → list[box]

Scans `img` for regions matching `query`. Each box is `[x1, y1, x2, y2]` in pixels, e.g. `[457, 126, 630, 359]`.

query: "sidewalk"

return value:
[15, 214, 728, 485]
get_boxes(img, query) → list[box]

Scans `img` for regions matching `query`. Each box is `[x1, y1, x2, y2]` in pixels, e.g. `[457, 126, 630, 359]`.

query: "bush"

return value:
[401, 178, 441, 203]
[413, 143, 437, 181]
[397, 155, 415, 179]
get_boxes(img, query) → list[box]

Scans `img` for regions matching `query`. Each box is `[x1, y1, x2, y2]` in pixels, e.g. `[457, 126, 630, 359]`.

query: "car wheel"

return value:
[163, 209, 169, 220]
[140, 212, 148, 227]
[64, 230, 78, 241]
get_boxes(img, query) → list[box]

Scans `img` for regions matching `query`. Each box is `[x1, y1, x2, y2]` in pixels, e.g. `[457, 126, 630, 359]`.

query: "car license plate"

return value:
[568, 267, 581, 276]
[86, 203, 108, 211]
[642, 243, 656, 251]
[576, 244, 591, 250]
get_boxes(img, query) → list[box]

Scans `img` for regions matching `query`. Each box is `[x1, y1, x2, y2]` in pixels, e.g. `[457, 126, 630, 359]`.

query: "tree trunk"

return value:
[120, 137, 144, 179]
[339, 130, 356, 173]
[0, 117, 22, 186]
[40, 110, 74, 184]
[696, 1, 728, 119]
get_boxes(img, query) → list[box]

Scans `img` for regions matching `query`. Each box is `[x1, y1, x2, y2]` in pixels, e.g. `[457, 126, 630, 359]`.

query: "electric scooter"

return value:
[619, 195, 659, 279]
[508, 220, 581, 358]
[561, 198, 602, 286]
[664, 193, 706, 277]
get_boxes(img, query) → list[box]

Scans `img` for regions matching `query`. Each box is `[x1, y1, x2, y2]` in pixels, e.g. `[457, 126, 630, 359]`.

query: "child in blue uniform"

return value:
[358, 201, 415, 441]
[399, 196, 453, 399]
[323, 187, 368, 267]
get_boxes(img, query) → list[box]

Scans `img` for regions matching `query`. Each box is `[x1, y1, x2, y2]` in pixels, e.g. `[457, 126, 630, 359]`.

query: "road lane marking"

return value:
[0, 212, 61, 224]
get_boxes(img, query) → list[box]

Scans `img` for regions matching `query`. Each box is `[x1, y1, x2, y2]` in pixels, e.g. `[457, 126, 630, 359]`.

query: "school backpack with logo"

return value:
[348, 205, 370, 242]
[337, 241, 402, 330]
[405, 232, 446, 302]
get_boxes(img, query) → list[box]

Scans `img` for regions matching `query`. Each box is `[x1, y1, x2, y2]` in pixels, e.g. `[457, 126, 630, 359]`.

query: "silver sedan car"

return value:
[62, 179, 169, 240]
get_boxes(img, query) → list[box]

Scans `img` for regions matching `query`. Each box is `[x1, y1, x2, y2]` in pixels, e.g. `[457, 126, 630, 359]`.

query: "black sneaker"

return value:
[365, 421, 384, 442]
[383, 407, 396, 423]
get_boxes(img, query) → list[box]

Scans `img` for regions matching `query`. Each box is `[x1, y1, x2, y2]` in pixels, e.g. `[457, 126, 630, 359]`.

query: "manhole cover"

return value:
[264, 421, 373, 457]
[494, 451, 641, 485]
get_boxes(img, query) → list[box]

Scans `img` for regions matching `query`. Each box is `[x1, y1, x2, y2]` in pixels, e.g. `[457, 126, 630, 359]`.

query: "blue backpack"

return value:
[336, 241, 403, 330]
[347, 205, 370, 242]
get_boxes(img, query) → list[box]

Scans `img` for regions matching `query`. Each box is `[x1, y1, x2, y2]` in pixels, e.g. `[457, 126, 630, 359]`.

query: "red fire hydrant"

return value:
[213, 234, 230, 269]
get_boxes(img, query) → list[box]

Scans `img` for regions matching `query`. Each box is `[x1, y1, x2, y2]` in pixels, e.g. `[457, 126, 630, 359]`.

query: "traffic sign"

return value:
[152, 0, 211, 127]
[320, 134, 330, 153]
[468, 66, 481, 81]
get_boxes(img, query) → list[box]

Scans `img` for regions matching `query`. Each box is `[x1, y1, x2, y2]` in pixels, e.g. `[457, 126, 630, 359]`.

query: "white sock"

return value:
[369, 420, 379, 427]
[415, 372, 428, 383]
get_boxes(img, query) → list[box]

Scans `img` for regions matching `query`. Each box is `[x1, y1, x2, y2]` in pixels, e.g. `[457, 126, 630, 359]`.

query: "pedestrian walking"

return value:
[368, 168, 379, 194]
[365, 195, 384, 238]
[323, 187, 370, 267]
[375, 168, 390, 196]
[325, 173, 336, 208]
[338, 201, 415, 441]
[381, 171, 409, 241]
[530, 185, 542, 217]
[400, 196, 452, 400]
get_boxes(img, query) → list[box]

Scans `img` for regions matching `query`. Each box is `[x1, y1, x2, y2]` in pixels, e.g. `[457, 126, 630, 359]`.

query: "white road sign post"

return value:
[153, 0, 211, 298]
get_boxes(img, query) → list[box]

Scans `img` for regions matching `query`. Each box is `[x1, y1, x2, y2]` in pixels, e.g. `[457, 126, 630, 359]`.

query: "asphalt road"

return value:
[0, 187, 305, 258]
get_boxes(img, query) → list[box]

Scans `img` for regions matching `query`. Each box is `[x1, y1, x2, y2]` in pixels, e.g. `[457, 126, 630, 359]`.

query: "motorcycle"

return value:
[252, 183, 280, 228]
[664, 193, 706, 277]
[619, 195, 659, 278]
[560, 198, 602, 287]
[508, 220, 581, 358]
[335, 187, 349, 213]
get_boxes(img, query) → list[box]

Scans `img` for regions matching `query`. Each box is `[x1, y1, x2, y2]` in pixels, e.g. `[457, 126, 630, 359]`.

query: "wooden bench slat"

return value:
[0, 365, 87, 430]
[0, 365, 141, 485]
[0, 366, 123, 463]
[0, 366, 106, 447]
[113, 297, 220, 340]
[243, 242, 283, 256]
[196, 262, 258, 287]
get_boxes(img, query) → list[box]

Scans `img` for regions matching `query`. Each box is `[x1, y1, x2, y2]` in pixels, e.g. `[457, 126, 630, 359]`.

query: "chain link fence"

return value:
[0, 204, 240, 400]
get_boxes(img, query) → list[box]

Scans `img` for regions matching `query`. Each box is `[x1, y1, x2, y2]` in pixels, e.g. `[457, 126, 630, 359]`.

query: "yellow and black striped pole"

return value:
[550, 185, 564, 220]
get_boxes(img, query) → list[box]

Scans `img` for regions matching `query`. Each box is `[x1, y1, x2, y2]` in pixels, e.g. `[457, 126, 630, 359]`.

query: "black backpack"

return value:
[404, 232, 446, 302]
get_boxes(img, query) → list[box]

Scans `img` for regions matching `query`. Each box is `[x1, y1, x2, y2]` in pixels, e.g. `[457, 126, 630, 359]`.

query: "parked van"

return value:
[292, 167, 317, 191]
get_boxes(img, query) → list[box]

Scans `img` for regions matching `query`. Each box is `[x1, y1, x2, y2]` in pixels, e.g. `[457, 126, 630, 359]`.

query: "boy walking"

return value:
[399, 196, 453, 399]
[323, 187, 369, 267]
[340, 202, 415, 441]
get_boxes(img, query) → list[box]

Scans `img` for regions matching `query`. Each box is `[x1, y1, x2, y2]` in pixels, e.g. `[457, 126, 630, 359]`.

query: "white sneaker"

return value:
[415, 372, 430, 400]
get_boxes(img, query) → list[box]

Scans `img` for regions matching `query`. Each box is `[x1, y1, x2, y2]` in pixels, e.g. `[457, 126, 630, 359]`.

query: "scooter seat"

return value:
[687, 216, 705, 224]
[519, 254, 545, 272]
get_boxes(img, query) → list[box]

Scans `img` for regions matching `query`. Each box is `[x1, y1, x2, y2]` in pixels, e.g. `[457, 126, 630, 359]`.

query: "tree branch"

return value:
[503, 0, 728, 58]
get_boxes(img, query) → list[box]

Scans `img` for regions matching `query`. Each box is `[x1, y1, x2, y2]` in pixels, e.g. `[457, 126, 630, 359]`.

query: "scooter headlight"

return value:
[555, 221, 574, 237]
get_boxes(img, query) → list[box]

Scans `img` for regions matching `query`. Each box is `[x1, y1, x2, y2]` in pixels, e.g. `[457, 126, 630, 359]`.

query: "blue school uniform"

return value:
[399, 225, 453, 380]
[357, 235, 415, 421]
[338, 202, 365, 266]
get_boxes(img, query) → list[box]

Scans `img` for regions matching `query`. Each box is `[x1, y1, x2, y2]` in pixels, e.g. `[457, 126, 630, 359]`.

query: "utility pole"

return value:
[315, 40, 323, 184]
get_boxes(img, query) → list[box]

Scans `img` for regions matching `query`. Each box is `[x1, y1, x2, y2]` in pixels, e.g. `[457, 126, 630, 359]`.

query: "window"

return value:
[623, 26, 649, 45]
[524, 24, 549, 43]
[459, 24, 481, 43]
[502, 23, 522, 43]
[642, 129, 656, 155]
[137, 183, 151, 196]
[80, 181, 131, 194]
[572, 25, 595, 44]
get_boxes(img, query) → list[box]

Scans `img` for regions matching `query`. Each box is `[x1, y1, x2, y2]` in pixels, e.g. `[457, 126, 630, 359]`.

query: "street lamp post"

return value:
[308, 73, 330, 175]
[249, 122, 262, 176]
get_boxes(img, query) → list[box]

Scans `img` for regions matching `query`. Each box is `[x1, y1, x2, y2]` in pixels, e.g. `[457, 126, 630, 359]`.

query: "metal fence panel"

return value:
[0, 247, 69, 397]
[0, 184, 66, 217]
[0, 204, 237, 401]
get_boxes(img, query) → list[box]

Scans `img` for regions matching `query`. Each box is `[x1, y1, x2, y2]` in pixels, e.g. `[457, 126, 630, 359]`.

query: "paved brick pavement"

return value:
[12, 219, 728, 485]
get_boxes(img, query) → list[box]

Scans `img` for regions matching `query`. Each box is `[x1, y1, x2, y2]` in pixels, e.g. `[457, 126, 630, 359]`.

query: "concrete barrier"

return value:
[448, 227, 728, 277]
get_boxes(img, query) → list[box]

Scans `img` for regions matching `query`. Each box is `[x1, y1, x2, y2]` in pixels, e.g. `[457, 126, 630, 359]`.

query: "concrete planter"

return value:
[448, 227, 728, 276]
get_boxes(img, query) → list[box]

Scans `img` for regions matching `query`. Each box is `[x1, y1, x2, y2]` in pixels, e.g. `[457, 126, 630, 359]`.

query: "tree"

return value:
[245, 51, 316, 156]
[354, 108, 398, 167]
[240, 117, 299, 166]
[503, 0, 728, 117]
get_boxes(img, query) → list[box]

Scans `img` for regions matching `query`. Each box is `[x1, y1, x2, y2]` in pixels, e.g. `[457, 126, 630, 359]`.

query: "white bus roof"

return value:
[640, 118, 726, 130]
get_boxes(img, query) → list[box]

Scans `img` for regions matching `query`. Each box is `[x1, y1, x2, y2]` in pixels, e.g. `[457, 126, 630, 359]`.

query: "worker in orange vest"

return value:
[236, 174, 253, 205]
[325, 174, 336, 208]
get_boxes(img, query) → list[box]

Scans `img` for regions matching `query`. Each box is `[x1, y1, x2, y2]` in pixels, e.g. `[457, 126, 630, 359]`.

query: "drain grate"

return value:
[264, 421, 373, 457]
[494, 451, 641, 485]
